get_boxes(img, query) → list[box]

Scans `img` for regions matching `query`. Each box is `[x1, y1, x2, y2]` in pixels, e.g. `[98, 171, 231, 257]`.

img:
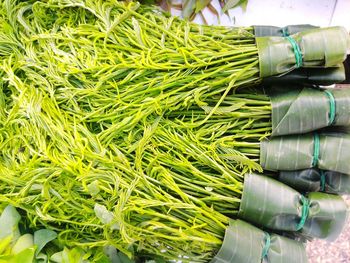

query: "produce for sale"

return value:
[1, 1, 349, 262]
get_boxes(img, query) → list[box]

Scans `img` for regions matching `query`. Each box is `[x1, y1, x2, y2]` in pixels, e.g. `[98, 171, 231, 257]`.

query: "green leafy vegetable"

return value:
[0, 0, 348, 262]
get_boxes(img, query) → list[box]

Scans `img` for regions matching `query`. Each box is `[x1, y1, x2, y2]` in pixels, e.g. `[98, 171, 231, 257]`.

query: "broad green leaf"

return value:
[94, 204, 119, 230]
[95, 254, 111, 263]
[223, 0, 248, 12]
[0, 205, 21, 240]
[0, 247, 36, 263]
[13, 247, 36, 263]
[11, 234, 34, 255]
[0, 235, 13, 255]
[103, 246, 119, 263]
[87, 180, 100, 196]
[182, 0, 196, 18]
[51, 247, 89, 263]
[34, 229, 57, 256]
[50, 251, 64, 263]
[117, 252, 135, 263]
[195, 0, 212, 13]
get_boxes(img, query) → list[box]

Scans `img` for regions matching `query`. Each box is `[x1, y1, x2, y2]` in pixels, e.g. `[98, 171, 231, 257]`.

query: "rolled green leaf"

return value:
[257, 26, 350, 77]
[211, 219, 308, 263]
[260, 133, 350, 174]
[255, 25, 346, 85]
[278, 168, 350, 194]
[263, 66, 346, 85]
[254, 24, 318, 37]
[238, 173, 348, 240]
[270, 87, 350, 136]
[304, 192, 349, 241]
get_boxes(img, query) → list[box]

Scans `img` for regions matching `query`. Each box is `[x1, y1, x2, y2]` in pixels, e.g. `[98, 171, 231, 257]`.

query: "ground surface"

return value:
[306, 195, 350, 263]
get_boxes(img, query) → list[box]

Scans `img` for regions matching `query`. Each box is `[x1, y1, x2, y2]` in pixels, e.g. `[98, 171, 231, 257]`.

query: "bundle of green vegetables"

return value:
[1, 0, 350, 262]
[0, 206, 309, 263]
[278, 168, 350, 194]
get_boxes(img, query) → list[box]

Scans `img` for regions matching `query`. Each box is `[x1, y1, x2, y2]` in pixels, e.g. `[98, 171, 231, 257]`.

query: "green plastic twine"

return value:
[324, 90, 336, 125]
[312, 134, 320, 167]
[296, 196, 310, 231]
[320, 170, 326, 192]
[282, 27, 289, 37]
[286, 36, 303, 68]
[261, 232, 271, 260]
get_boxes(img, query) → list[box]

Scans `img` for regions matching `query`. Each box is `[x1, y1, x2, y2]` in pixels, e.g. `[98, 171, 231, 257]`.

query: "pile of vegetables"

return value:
[0, 0, 349, 262]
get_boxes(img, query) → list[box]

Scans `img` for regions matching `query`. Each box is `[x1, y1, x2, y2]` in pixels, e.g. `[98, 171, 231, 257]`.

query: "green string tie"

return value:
[324, 90, 336, 125]
[261, 232, 271, 260]
[312, 133, 320, 167]
[296, 195, 310, 231]
[282, 27, 289, 37]
[320, 170, 326, 192]
[286, 36, 303, 68]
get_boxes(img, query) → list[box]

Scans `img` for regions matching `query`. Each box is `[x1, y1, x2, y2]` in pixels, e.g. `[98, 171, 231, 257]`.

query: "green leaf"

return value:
[50, 247, 88, 263]
[182, 0, 196, 18]
[223, 0, 248, 12]
[0, 206, 21, 241]
[11, 234, 34, 255]
[195, 0, 212, 13]
[94, 204, 119, 230]
[15, 247, 36, 263]
[0, 247, 36, 263]
[34, 229, 57, 256]
[117, 252, 135, 263]
[103, 246, 118, 263]
[0, 235, 13, 255]
[87, 180, 100, 196]
[95, 254, 111, 263]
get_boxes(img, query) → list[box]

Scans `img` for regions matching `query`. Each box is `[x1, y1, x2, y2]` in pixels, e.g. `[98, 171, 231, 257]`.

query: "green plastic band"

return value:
[320, 170, 326, 192]
[282, 27, 289, 37]
[324, 90, 336, 125]
[312, 134, 320, 167]
[296, 196, 310, 231]
[286, 36, 303, 68]
[261, 232, 271, 259]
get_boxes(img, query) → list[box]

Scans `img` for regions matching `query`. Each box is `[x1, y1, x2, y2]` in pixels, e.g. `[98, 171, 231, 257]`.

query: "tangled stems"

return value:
[0, 0, 270, 261]
[0, 64, 269, 261]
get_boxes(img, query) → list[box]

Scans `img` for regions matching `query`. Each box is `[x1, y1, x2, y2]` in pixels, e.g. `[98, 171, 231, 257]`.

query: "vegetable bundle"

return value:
[1, 0, 350, 262]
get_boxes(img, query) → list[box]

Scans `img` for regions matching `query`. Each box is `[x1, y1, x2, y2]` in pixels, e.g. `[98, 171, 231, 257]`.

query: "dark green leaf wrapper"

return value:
[254, 25, 346, 85]
[211, 220, 308, 263]
[238, 174, 348, 240]
[260, 133, 350, 174]
[257, 26, 350, 77]
[278, 169, 350, 194]
[269, 87, 350, 136]
[254, 24, 318, 37]
[263, 66, 346, 85]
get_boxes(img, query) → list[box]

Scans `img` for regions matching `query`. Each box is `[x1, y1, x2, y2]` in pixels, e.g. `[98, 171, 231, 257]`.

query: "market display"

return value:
[0, 1, 349, 262]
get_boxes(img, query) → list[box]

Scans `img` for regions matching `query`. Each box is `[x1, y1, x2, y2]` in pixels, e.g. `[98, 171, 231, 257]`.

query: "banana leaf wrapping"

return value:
[254, 24, 318, 37]
[238, 173, 348, 241]
[211, 220, 308, 263]
[257, 26, 350, 77]
[269, 87, 350, 136]
[260, 133, 350, 174]
[254, 25, 346, 84]
[278, 169, 350, 194]
[262, 66, 346, 85]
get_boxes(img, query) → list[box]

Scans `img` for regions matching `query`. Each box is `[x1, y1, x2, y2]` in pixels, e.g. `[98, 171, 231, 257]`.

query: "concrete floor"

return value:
[306, 195, 350, 263]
